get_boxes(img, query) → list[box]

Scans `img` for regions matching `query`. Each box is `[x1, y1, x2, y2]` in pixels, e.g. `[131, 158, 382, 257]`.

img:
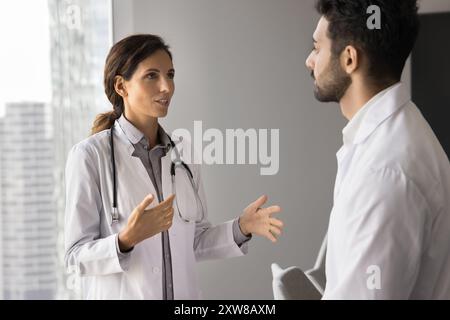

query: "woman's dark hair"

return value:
[91, 34, 172, 135]
[316, 0, 419, 84]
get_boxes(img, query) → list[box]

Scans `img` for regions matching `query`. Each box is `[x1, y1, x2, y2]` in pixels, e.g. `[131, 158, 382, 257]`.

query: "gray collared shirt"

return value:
[116, 114, 250, 299]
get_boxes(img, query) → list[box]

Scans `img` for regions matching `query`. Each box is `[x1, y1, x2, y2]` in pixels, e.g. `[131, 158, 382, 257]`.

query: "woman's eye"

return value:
[168, 72, 175, 80]
[146, 72, 158, 79]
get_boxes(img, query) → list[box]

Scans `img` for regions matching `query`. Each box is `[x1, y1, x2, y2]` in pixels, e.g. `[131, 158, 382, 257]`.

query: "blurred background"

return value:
[0, 0, 449, 299]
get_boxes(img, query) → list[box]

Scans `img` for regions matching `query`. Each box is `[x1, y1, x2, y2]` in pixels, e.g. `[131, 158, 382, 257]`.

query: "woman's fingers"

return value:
[269, 225, 282, 236]
[163, 194, 176, 204]
[143, 195, 175, 215]
[158, 208, 174, 229]
[270, 218, 284, 228]
[165, 208, 174, 219]
[137, 194, 155, 213]
[248, 195, 268, 212]
[260, 205, 281, 216]
[266, 230, 277, 243]
[157, 194, 176, 210]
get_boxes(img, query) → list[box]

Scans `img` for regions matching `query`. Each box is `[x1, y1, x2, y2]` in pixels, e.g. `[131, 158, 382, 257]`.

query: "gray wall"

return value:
[418, 0, 450, 13]
[111, 0, 449, 299]
[402, 0, 450, 89]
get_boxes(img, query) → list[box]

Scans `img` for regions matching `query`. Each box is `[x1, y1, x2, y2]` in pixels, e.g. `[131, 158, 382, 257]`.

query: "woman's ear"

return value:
[341, 45, 359, 75]
[114, 75, 128, 98]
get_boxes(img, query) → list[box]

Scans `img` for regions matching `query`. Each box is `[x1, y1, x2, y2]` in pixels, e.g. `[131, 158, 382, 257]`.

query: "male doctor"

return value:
[305, 0, 450, 299]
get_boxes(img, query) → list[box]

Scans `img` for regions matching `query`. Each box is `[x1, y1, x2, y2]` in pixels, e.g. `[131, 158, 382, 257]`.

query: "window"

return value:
[0, 0, 112, 299]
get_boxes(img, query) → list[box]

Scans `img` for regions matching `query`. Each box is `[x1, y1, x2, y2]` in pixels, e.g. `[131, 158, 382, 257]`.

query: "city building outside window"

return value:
[0, 0, 112, 300]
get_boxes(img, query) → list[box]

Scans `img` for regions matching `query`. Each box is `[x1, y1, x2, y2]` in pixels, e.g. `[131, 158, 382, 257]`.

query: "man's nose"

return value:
[305, 52, 314, 71]
[305, 55, 311, 70]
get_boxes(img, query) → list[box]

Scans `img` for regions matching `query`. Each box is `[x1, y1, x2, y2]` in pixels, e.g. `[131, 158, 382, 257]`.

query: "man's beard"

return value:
[312, 55, 352, 103]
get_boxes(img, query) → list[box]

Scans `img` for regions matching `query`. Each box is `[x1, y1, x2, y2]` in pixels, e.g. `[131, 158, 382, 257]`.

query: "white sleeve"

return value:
[64, 143, 130, 276]
[192, 165, 249, 261]
[323, 167, 428, 299]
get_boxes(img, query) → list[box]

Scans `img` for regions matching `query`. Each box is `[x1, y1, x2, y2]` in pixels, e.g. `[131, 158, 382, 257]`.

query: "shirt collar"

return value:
[117, 114, 172, 151]
[342, 82, 410, 146]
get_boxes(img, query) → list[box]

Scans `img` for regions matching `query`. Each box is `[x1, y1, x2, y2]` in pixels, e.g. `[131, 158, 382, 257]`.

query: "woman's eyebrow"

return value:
[144, 68, 175, 73]
[144, 68, 160, 73]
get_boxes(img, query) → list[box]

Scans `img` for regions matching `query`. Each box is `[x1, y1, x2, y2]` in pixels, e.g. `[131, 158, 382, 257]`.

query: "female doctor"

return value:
[64, 34, 283, 299]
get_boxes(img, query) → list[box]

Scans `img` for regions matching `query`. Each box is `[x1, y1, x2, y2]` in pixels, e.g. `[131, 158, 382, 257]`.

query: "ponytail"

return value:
[90, 107, 122, 135]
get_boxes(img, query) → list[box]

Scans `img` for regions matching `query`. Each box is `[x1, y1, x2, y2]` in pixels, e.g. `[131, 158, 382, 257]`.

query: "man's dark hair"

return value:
[316, 0, 420, 83]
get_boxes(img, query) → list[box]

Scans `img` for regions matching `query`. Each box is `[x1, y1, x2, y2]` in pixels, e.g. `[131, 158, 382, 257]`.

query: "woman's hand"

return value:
[239, 195, 283, 242]
[118, 194, 175, 252]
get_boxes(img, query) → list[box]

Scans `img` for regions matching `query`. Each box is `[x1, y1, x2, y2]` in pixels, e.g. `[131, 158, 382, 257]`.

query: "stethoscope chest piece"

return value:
[111, 207, 119, 224]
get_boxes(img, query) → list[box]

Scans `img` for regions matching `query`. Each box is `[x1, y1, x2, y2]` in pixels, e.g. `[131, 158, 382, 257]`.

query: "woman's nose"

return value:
[159, 77, 171, 93]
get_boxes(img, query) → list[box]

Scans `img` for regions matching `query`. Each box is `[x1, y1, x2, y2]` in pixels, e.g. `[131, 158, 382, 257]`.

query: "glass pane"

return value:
[0, 0, 112, 299]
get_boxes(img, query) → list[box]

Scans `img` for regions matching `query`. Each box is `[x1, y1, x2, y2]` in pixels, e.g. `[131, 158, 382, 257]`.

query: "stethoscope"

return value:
[110, 124, 205, 225]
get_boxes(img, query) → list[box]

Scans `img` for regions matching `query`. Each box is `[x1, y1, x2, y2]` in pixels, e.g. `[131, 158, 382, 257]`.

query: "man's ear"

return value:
[114, 75, 128, 98]
[341, 45, 359, 75]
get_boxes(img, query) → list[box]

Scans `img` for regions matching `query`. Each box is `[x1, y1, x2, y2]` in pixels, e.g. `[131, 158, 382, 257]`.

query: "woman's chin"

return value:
[152, 110, 169, 118]
[153, 104, 170, 117]
[146, 107, 169, 118]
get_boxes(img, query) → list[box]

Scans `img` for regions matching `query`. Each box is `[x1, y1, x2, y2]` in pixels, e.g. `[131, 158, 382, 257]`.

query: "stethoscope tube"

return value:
[111, 125, 119, 223]
[109, 124, 204, 225]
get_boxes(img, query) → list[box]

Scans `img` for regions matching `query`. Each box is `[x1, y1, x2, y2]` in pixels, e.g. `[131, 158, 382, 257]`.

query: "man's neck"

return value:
[340, 80, 397, 121]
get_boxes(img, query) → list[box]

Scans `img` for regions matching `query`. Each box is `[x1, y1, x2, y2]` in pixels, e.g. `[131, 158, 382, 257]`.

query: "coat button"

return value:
[153, 267, 160, 273]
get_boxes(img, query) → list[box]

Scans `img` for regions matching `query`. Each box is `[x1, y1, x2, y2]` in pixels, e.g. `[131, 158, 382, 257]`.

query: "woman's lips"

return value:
[155, 99, 170, 107]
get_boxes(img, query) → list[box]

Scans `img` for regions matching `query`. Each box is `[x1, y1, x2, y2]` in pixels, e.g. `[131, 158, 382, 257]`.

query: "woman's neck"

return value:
[123, 108, 159, 148]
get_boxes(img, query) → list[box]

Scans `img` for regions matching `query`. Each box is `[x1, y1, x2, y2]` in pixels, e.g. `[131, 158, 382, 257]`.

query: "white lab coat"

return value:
[323, 83, 450, 299]
[64, 120, 248, 299]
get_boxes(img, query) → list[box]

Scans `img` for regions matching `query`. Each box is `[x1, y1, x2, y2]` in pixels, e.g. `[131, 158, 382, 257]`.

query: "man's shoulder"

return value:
[354, 101, 450, 212]
[362, 101, 445, 175]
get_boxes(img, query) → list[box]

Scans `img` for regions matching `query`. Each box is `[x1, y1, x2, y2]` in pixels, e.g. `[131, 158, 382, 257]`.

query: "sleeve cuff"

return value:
[233, 218, 252, 246]
[115, 233, 133, 270]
